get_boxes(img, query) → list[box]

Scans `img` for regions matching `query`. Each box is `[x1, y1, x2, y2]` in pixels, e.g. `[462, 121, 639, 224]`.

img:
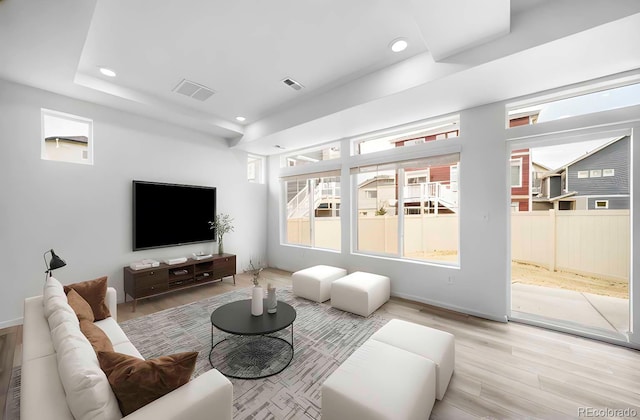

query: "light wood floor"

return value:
[3, 268, 640, 419]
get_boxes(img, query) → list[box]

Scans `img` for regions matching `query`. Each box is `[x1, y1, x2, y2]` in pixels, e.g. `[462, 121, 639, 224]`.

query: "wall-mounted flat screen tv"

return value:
[133, 180, 216, 251]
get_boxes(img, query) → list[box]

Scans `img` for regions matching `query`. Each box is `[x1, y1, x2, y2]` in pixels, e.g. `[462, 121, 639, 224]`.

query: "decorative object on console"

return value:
[209, 213, 234, 255]
[129, 258, 159, 271]
[192, 252, 213, 261]
[43, 248, 66, 279]
[165, 257, 188, 265]
[267, 284, 277, 314]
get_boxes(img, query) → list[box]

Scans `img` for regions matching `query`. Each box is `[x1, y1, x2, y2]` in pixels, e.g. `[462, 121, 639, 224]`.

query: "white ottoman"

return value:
[330, 271, 390, 317]
[291, 265, 347, 303]
[370, 319, 455, 400]
[322, 339, 436, 420]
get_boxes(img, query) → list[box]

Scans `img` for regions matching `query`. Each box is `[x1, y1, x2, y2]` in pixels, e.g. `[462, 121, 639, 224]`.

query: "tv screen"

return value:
[133, 181, 216, 251]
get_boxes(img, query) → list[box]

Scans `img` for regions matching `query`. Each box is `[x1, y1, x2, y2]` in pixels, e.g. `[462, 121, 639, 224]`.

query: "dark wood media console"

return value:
[123, 253, 236, 311]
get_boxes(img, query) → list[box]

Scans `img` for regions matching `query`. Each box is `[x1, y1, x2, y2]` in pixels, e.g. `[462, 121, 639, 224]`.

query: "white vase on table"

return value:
[251, 285, 263, 316]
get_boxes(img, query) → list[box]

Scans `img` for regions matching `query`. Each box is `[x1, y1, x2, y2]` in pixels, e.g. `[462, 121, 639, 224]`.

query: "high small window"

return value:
[247, 154, 265, 184]
[507, 81, 640, 127]
[282, 142, 340, 167]
[41, 109, 93, 165]
[595, 200, 609, 209]
[354, 116, 459, 155]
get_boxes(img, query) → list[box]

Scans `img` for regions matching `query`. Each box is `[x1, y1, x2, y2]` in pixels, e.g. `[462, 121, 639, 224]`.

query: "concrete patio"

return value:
[512, 283, 629, 335]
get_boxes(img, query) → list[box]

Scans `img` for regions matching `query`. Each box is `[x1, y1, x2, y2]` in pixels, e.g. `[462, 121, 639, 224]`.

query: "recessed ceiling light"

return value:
[235, 116, 246, 122]
[389, 38, 408, 53]
[99, 67, 117, 77]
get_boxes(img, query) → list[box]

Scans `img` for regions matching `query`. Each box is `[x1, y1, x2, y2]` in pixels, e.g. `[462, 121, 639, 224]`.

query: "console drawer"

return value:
[136, 283, 169, 298]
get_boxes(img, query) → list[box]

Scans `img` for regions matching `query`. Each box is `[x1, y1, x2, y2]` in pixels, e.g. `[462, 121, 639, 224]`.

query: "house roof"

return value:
[551, 136, 626, 173]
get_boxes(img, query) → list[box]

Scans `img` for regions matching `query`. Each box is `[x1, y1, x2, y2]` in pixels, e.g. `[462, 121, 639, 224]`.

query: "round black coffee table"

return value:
[209, 299, 296, 379]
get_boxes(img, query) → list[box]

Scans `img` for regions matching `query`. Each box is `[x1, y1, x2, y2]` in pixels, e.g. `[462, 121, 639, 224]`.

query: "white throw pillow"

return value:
[52, 319, 122, 420]
[43, 277, 68, 318]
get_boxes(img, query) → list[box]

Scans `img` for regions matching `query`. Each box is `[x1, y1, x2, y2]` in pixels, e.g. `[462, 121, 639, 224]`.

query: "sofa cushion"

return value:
[67, 289, 95, 322]
[95, 317, 130, 347]
[80, 320, 114, 353]
[52, 320, 121, 420]
[64, 276, 111, 321]
[98, 351, 198, 416]
[47, 305, 79, 333]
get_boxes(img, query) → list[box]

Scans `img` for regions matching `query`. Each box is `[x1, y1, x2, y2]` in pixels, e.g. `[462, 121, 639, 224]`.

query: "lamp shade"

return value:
[44, 249, 66, 274]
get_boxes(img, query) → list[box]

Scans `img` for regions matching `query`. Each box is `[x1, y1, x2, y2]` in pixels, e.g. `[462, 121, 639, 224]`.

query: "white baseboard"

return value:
[392, 291, 508, 323]
[0, 317, 23, 329]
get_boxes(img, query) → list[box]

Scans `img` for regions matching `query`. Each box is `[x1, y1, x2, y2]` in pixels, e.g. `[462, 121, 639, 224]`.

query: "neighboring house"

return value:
[510, 149, 531, 212]
[43, 135, 89, 164]
[534, 136, 630, 210]
[530, 161, 553, 211]
[357, 176, 397, 216]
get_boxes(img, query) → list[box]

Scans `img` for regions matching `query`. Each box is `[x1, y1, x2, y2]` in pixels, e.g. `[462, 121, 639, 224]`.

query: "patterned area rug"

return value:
[121, 286, 389, 419]
[5, 287, 389, 420]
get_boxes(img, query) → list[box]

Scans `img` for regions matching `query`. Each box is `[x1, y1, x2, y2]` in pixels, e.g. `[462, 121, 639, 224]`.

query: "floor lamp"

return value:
[44, 249, 66, 280]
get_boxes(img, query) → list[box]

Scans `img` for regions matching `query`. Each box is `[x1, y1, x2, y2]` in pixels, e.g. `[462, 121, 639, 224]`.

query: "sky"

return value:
[531, 138, 613, 170]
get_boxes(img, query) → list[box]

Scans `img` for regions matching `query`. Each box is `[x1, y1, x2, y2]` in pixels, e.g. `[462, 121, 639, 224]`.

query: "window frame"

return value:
[281, 170, 342, 251]
[247, 154, 266, 184]
[510, 158, 523, 188]
[350, 151, 461, 266]
[41, 108, 94, 165]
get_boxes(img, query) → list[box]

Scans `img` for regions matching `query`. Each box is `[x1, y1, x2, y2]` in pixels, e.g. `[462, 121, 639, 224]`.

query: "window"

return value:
[590, 169, 602, 178]
[595, 200, 609, 209]
[247, 154, 265, 183]
[283, 171, 341, 251]
[354, 116, 459, 155]
[510, 159, 522, 187]
[364, 190, 378, 199]
[603, 169, 615, 177]
[282, 142, 340, 167]
[507, 81, 640, 127]
[352, 153, 460, 265]
[577, 170, 589, 178]
[41, 109, 93, 165]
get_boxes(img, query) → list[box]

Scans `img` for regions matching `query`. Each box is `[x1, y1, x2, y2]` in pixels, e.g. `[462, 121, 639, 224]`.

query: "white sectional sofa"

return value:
[21, 278, 233, 420]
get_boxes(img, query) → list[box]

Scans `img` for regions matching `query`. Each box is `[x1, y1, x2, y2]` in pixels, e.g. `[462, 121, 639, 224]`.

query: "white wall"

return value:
[0, 79, 267, 326]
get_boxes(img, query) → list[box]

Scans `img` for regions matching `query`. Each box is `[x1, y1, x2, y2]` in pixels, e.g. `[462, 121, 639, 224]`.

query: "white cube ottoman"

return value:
[322, 339, 436, 420]
[330, 271, 390, 317]
[291, 265, 347, 303]
[370, 319, 455, 400]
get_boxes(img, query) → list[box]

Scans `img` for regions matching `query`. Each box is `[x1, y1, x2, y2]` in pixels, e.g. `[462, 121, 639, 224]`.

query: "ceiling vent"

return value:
[172, 79, 215, 101]
[282, 77, 304, 91]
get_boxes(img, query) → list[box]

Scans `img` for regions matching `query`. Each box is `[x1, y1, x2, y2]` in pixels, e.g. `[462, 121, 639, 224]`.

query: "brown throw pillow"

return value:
[97, 351, 197, 416]
[80, 320, 113, 353]
[66, 289, 94, 322]
[64, 276, 111, 321]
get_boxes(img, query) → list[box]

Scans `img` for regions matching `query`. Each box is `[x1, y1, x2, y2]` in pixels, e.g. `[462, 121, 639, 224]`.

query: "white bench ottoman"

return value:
[291, 265, 347, 303]
[370, 319, 455, 400]
[330, 271, 390, 317]
[322, 339, 436, 420]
